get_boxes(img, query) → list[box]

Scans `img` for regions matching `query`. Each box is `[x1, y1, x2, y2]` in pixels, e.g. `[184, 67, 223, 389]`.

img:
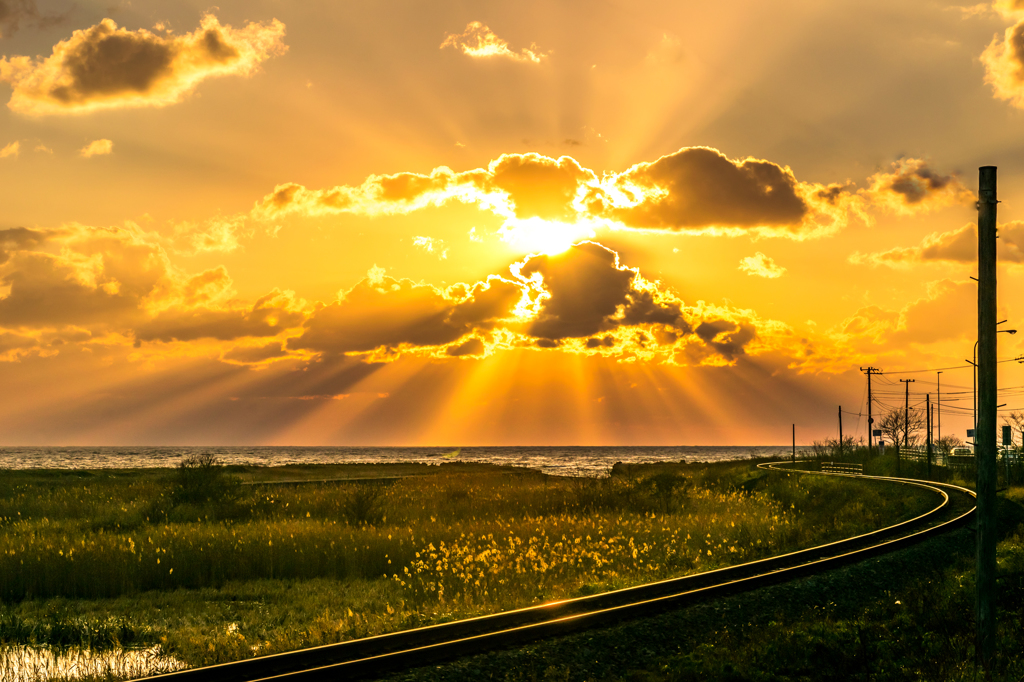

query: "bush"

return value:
[171, 454, 242, 509]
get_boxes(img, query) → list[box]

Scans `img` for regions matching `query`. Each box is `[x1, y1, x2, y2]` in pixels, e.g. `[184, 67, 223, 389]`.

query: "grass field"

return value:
[0, 457, 937, 680]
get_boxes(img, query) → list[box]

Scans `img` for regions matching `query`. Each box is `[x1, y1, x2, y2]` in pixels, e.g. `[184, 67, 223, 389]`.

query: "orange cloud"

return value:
[850, 221, 1024, 267]
[440, 21, 547, 64]
[0, 140, 17, 158]
[738, 252, 786, 278]
[0, 13, 286, 115]
[284, 242, 789, 368]
[982, 16, 1024, 108]
[79, 138, 112, 157]
[859, 158, 974, 215]
[253, 147, 870, 244]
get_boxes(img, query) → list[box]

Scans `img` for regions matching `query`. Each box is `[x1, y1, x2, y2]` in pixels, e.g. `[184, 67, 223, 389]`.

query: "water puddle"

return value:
[0, 644, 187, 681]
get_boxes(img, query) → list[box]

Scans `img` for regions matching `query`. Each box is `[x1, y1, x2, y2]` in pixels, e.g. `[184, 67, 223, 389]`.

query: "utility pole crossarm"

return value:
[900, 379, 916, 448]
[860, 367, 882, 449]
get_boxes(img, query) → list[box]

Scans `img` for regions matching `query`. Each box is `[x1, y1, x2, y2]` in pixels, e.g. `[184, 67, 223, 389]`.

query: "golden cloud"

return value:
[859, 158, 974, 215]
[850, 221, 1024, 267]
[440, 21, 547, 64]
[0, 223, 306, 370]
[0, 140, 17, 158]
[79, 138, 112, 157]
[982, 16, 1024, 108]
[255, 149, 974, 246]
[0, 13, 286, 115]
[738, 252, 786, 278]
[253, 147, 873, 244]
[284, 242, 786, 367]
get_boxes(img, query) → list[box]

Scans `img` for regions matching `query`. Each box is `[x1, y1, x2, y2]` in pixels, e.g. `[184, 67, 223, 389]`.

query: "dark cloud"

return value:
[522, 242, 685, 341]
[599, 147, 808, 230]
[134, 290, 306, 343]
[0, 227, 47, 264]
[862, 158, 972, 214]
[0, 0, 64, 39]
[289, 276, 520, 355]
[488, 153, 593, 220]
[446, 337, 485, 357]
[585, 335, 616, 348]
[0, 14, 286, 115]
[49, 22, 177, 102]
[221, 341, 291, 365]
[695, 319, 757, 360]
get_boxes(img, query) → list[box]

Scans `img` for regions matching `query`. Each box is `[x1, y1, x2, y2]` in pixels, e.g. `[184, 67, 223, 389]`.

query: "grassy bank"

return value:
[391, 485, 1024, 682]
[0, 458, 936, 676]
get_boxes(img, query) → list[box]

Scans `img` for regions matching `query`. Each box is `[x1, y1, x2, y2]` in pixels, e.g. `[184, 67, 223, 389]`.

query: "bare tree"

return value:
[935, 434, 964, 456]
[878, 408, 925, 447]
[1004, 410, 1024, 448]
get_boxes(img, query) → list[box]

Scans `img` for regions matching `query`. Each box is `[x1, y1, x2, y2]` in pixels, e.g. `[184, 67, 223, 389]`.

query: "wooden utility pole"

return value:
[792, 424, 796, 462]
[838, 406, 844, 457]
[900, 379, 915, 447]
[926, 393, 932, 479]
[937, 371, 943, 442]
[860, 367, 881, 449]
[977, 165, 998, 667]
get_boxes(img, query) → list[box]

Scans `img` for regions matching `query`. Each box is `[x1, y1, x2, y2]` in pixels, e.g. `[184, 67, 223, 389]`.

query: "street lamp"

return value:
[969, 321, 1017, 443]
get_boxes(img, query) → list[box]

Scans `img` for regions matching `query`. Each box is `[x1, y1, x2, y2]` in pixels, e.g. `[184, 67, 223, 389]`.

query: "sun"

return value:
[498, 216, 597, 255]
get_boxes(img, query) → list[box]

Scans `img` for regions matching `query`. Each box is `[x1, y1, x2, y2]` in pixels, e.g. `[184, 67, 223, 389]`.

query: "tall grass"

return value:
[0, 461, 937, 672]
[0, 466, 932, 604]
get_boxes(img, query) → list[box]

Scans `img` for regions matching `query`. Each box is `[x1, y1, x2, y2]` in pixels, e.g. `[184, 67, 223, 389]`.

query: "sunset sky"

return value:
[3, 0, 1024, 446]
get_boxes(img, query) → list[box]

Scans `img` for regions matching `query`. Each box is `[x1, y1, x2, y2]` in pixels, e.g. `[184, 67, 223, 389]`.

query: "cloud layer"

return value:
[253, 148, 969, 245]
[0, 223, 793, 370]
[851, 221, 1024, 267]
[0, 13, 286, 115]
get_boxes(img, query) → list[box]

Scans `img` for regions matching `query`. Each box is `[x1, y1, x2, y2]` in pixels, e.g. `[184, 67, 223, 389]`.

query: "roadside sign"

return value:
[872, 429, 882, 437]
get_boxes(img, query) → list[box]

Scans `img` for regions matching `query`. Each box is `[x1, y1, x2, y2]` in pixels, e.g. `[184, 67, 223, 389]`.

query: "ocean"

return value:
[0, 445, 796, 477]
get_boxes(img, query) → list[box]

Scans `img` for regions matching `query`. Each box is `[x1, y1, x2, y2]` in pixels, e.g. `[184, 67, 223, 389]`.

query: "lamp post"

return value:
[970, 323, 1017, 442]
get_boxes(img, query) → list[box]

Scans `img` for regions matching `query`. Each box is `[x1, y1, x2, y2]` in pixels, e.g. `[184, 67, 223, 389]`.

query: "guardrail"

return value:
[133, 463, 976, 682]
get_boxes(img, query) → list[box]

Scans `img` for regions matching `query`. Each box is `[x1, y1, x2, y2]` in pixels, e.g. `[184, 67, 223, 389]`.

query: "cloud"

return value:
[518, 241, 687, 342]
[288, 274, 523, 357]
[441, 21, 547, 64]
[850, 221, 1024, 266]
[413, 236, 448, 259]
[0, 13, 286, 115]
[0, 226, 46, 263]
[981, 16, 1024, 108]
[134, 289, 307, 344]
[253, 147, 873, 245]
[860, 158, 974, 214]
[0, 140, 16, 157]
[0, 0, 63, 39]
[789, 278, 984, 372]
[0, 224, 800, 371]
[285, 241, 779, 367]
[738, 252, 786, 278]
[79, 138, 112, 157]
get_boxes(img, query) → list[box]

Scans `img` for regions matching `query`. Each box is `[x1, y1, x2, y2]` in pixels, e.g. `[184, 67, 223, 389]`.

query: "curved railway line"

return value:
[137, 462, 977, 682]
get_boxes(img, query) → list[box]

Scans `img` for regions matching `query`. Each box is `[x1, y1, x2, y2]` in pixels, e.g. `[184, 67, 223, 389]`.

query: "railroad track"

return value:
[137, 463, 976, 682]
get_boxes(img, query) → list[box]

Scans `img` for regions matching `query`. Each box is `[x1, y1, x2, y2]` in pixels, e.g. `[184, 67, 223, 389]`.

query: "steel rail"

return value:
[136, 464, 976, 682]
